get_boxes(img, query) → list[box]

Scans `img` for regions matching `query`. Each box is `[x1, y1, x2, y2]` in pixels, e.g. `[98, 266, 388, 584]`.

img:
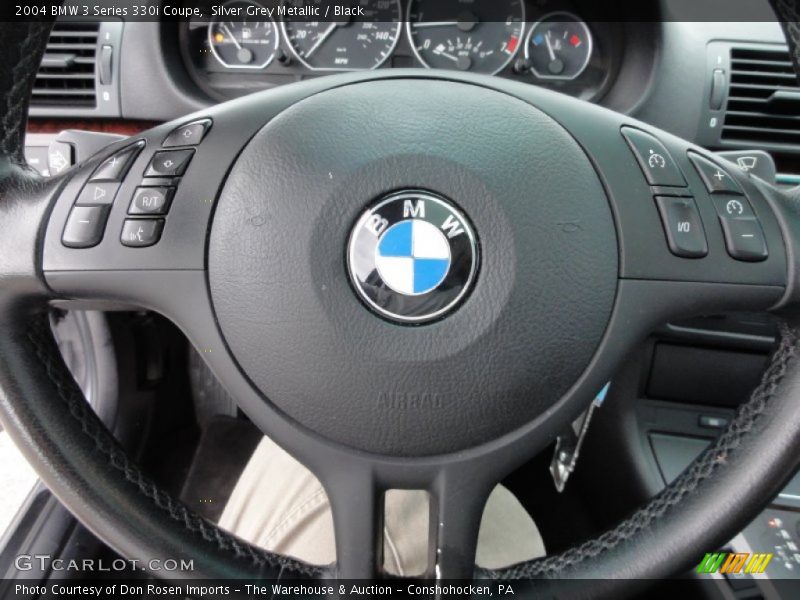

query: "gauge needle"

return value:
[545, 31, 556, 61]
[221, 23, 242, 50]
[434, 49, 459, 63]
[305, 22, 337, 59]
[412, 21, 459, 28]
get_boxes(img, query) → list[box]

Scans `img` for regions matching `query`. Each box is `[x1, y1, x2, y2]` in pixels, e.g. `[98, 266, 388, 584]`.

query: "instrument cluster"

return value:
[181, 0, 621, 102]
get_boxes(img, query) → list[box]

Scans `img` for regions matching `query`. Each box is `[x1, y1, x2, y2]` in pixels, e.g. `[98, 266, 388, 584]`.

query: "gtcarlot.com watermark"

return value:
[15, 554, 194, 573]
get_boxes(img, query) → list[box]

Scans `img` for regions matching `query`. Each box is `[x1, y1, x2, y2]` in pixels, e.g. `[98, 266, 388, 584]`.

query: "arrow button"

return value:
[75, 182, 121, 207]
[145, 149, 195, 177]
[162, 119, 212, 148]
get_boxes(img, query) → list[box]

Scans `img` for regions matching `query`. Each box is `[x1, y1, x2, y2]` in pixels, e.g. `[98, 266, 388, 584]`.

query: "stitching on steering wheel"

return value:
[771, 0, 800, 76]
[484, 322, 800, 578]
[0, 22, 51, 165]
[25, 309, 800, 580]
[25, 315, 323, 578]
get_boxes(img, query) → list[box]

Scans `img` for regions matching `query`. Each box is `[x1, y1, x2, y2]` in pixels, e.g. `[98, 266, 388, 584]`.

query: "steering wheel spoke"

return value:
[427, 469, 493, 580]
[318, 462, 494, 580]
[38, 75, 363, 314]
[0, 165, 60, 306]
[40, 114, 260, 309]
[547, 98, 793, 320]
[325, 467, 383, 579]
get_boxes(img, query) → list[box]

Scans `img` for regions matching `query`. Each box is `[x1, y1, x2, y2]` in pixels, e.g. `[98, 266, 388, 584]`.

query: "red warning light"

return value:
[570, 34, 582, 47]
[507, 36, 519, 54]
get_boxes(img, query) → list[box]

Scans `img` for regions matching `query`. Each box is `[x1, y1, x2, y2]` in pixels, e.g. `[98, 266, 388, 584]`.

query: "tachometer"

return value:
[208, 0, 279, 69]
[407, 0, 525, 74]
[525, 13, 593, 80]
[281, 0, 402, 71]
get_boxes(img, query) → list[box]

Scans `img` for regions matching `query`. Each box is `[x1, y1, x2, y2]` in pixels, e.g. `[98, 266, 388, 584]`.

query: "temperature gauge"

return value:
[525, 13, 592, 80]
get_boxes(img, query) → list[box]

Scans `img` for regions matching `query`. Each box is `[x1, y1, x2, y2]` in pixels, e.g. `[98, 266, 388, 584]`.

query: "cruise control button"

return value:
[719, 218, 768, 262]
[121, 219, 165, 247]
[75, 182, 120, 206]
[711, 194, 755, 219]
[688, 152, 743, 194]
[89, 140, 145, 182]
[62, 206, 109, 248]
[145, 149, 195, 177]
[163, 119, 211, 147]
[622, 127, 687, 187]
[654, 196, 708, 258]
[128, 187, 174, 215]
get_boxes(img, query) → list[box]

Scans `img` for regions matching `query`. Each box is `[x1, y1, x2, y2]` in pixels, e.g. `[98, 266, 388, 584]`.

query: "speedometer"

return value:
[407, 0, 525, 74]
[281, 0, 402, 71]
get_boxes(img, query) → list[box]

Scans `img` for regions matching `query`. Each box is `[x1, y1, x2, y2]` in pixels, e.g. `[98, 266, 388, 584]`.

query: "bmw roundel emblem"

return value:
[347, 191, 479, 324]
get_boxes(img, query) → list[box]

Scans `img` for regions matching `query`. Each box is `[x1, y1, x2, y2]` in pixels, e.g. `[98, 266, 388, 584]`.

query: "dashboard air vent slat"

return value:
[32, 21, 99, 108]
[722, 46, 800, 147]
[35, 73, 95, 80]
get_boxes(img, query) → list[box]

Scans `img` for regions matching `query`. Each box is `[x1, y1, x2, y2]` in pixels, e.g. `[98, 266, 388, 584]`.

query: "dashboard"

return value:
[179, 0, 631, 103]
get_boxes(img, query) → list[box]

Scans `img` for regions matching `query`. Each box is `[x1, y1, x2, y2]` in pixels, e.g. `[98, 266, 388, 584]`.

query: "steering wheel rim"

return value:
[0, 6, 799, 596]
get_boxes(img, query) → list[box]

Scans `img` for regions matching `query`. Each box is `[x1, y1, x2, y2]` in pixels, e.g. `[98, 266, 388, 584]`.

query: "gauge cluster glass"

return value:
[183, 0, 613, 103]
[525, 12, 593, 80]
[281, 1, 402, 71]
[406, 0, 525, 75]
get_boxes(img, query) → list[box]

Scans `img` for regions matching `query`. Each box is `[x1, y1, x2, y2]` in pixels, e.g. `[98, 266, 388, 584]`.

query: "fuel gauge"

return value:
[208, 0, 279, 69]
[525, 13, 592, 80]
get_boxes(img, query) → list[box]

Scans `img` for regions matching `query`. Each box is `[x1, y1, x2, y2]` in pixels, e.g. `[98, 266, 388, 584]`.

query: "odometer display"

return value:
[282, 0, 402, 71]
[407, 0, 525, 74]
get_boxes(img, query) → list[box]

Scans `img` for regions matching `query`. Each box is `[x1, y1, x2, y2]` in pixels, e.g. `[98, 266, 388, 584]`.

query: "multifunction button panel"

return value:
[60, 119, 211, 250]
[621, 126, 768, 263]
[62, 140, 144, 248]
[688, 152, 768, 262]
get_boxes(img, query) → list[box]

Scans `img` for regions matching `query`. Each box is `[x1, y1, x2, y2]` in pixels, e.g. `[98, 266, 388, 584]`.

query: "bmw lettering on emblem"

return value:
[347, 191, 479, 323]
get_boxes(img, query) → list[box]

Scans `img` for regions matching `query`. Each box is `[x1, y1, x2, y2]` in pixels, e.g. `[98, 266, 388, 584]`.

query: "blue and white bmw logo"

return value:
[347, 191, 479, 323]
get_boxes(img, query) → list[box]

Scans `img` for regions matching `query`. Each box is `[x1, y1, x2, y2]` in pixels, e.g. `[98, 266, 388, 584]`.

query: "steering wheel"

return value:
[2, 5, 800, 597]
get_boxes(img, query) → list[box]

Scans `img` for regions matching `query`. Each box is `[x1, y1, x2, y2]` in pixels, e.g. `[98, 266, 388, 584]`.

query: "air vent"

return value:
[722, 46, 800, 148]
[32, 21, 99, 108]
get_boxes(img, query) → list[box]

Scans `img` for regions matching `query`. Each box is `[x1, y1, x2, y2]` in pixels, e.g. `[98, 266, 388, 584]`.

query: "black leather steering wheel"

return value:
[2, 6, 800, 598]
